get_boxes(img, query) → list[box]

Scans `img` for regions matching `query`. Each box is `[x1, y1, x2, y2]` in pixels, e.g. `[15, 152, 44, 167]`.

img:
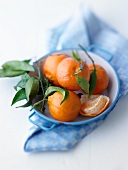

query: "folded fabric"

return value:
[24, 4, 128, 152]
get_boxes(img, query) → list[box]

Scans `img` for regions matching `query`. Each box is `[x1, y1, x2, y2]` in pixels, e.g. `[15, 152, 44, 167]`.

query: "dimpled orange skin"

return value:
[56, 57, 90, 91]
[88, 64, 109, 94]
[42, 54, 68, 86]
[48, 91, 81, 122]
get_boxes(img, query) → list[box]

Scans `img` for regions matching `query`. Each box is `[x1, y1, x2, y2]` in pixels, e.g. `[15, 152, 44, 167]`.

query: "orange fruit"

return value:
[80, 94, 110, 117]
[42, 54, 68, 86]
[56, 57, 90, 91]
[88, 64, 109, 94]
[48, 91, 81, 122]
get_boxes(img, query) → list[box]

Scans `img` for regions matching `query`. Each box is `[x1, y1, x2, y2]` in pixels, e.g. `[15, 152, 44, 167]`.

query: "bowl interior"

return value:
[34, 49, 120, 125]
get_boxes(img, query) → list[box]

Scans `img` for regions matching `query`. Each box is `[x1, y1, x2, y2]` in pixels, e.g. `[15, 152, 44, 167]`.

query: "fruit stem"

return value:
[30, 98, 47, 111]
[79, 44, 96, 71]
[37, 66, 45, 110]
[74, 61, 84, 76]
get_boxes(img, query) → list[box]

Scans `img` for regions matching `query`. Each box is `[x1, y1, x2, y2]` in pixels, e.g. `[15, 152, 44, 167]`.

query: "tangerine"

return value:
[88, 64, 109, 94]
[42, 54, 68, 86]
[48, 91, 81, 122]
[56, 57, 90, 91]
[80, 94, 110, 117]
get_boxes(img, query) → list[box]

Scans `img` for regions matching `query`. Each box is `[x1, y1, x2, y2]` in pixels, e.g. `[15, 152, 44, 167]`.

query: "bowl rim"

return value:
[33, 48, 121, 126]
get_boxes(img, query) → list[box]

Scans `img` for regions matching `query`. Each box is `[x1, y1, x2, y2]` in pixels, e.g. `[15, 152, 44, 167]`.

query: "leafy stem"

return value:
[79, 44, 96, 71]
[31, 86, 69, 111]
[79, 44, 97, 97]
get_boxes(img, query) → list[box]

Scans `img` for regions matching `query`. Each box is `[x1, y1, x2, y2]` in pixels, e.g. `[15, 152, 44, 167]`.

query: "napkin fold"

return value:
[24, 4, 128, 152]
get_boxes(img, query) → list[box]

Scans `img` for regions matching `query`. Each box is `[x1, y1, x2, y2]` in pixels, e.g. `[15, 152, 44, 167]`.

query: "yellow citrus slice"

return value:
[80, 94, 110, 117]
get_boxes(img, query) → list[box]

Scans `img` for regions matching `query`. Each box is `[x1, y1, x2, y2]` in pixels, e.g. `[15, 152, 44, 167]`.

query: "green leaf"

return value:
[0, 69, 25, 77]
[35, 76, 50, 96]
[25, 77, 39, 101]
[11, 89, 27, 106]
[16, 100, 32, 108]
[72, 51, 81, 62]
[21, 72, 30, 80]
[0, 69, 5, 77]
[34, 102, 44, 111]
[79, 44, 97, 98]
[2, 60, 35, 72]
[14, 73, 30, 90]
[44, 86, 69, 104]
[41, 77, 50, 92]
[89, 70, 97, 97]
[23, 59, 31, 63]
[76, 76, 89, 93]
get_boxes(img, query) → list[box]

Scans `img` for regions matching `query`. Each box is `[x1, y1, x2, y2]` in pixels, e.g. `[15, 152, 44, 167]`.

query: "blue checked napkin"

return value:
[24, 4, 128, 152]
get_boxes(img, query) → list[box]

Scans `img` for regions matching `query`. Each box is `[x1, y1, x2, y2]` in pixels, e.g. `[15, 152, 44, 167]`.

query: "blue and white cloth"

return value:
[24, 4, 128, 152]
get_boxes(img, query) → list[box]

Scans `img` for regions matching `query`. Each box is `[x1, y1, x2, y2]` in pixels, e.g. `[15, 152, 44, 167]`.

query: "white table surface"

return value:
[0, 0, 128, 170]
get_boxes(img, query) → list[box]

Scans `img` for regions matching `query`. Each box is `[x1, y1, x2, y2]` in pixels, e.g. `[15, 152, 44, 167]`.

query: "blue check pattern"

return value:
[24, 114, 107, 152]
[24, 4, 128, 152]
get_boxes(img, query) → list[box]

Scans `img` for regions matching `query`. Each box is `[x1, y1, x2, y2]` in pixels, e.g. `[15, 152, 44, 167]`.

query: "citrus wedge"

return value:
[80, 94, 110, 117]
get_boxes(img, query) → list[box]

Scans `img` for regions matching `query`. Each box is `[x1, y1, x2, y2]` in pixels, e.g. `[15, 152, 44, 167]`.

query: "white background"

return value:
[0, 0, 128, 170]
